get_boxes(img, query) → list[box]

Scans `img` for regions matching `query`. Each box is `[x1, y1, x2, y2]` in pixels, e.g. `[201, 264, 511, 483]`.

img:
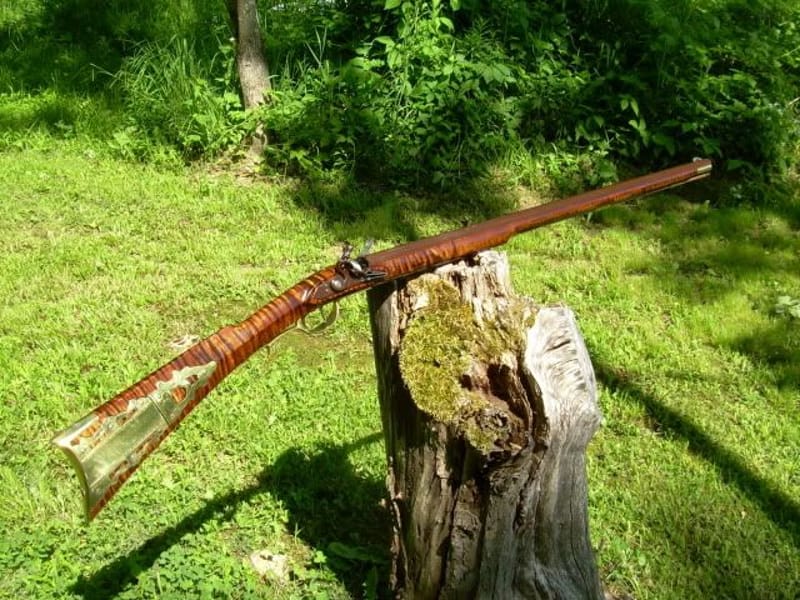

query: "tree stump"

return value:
[366, 251, 604, 599]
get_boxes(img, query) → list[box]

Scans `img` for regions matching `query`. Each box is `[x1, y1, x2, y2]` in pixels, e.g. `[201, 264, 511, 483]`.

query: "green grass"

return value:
[507, 196, 800, 597]
[0, 140, 798, 599]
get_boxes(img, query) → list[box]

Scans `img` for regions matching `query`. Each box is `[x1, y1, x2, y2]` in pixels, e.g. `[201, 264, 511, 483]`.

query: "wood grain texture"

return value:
[55, 160, 711, 519]
[367, 252, 603, 599]
[365, 159, 712, 283]
[58, 267, 335, 518]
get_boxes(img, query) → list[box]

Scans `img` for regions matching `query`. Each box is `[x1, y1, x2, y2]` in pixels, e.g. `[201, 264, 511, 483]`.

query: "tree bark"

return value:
[367, 251, 604, 599]
[227, 0, 270, 155]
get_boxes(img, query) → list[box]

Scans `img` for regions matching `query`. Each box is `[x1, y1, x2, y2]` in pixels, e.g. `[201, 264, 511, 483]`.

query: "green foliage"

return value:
[261, 30, 381, 178]
[0, 0, 228, 93]
[263, 0, 526, 188]
[774, 295, 800, 319]
[45, 0, 227, 54]
[553, 0, 800, 175]
[0, 90, 79, 133]
[1, 142, 799, 598]
[0, 90, 122, 152]
[359, 1, 520, 185]
[112, 36, 252, 159]
[6, 0, 798, 189]
[260, 0, 799, 186]
[0, 0, 45, 36]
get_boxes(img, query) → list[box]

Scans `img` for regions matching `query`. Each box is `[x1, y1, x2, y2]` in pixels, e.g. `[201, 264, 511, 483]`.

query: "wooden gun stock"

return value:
[53, 159, 712, 520]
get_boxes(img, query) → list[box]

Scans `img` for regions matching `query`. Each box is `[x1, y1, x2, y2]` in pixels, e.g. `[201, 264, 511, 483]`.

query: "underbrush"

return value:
[2, 0, 797, 194]
[109, 36, 254, 161]
[258, 0, 800, 189]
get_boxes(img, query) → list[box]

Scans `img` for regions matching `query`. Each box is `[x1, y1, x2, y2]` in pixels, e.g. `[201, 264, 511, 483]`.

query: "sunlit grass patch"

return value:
[0, 143, 798, 598]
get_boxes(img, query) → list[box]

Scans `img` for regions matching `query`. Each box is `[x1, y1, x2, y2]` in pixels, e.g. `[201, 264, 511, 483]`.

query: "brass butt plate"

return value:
[53, 361, 217, 519]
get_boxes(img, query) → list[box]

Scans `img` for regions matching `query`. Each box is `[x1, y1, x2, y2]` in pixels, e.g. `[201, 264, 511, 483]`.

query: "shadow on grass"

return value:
[593, 358, 800, 550]
[592, 186, 800, 385]
[70, 487, 252, 599]
[594, 190, 798, 286]
[0, 91, 93, 134]
[69, 432, 389, 599]
[728, 321, 800, 391]
[265, 435, 391, 593]
[284, 173, 521, 247]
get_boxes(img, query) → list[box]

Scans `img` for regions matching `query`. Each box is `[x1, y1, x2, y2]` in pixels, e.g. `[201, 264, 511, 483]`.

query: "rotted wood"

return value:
[367, 251, 604, 599]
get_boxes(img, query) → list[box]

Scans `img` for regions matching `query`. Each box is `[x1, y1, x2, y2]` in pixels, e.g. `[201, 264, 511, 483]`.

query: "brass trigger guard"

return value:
[298, 301, 340, 335]
[265, 302, 340, 353]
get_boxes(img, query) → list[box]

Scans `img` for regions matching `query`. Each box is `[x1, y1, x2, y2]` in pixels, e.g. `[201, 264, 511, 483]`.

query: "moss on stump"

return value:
[398, 275, 536, 453]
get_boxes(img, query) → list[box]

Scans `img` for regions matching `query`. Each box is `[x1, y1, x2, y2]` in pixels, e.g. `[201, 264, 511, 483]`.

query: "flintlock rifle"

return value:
[53, 159, 712, 520]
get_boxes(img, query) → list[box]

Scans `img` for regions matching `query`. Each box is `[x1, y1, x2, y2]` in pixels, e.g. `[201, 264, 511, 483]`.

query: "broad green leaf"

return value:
[438, 16, 454, 31]
[651, 132, 676, 155]
[726, 159, 748, 171]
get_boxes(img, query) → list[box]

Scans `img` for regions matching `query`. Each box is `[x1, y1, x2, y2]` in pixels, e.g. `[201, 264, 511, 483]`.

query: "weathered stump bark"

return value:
[367, 251, 604, 599]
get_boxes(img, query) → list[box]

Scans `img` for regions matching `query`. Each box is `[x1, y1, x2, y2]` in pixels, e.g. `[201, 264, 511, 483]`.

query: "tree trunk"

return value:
[227, 0, 270, 155]
[367, 251, 604, 599]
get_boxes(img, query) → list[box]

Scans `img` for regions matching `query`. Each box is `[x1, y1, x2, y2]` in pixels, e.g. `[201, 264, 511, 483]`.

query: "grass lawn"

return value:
[0, 139, 797, 599]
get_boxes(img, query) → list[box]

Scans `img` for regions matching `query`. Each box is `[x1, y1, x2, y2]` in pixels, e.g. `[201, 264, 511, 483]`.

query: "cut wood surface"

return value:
[367, 251, 604, 599]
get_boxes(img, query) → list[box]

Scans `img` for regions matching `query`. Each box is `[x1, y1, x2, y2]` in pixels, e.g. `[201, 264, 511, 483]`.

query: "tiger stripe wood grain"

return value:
[53, 159, 712, 520]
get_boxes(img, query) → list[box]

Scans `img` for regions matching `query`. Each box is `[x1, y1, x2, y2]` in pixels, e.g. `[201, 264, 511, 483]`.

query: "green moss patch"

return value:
[398, 276, 535, 452]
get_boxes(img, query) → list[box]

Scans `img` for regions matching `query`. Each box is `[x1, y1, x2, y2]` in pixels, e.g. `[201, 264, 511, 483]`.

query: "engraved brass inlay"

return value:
[53, 361, 217, 519]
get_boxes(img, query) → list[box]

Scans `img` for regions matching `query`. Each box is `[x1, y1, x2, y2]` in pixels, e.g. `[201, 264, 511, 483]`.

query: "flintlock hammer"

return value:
[53, 159, 712, 520]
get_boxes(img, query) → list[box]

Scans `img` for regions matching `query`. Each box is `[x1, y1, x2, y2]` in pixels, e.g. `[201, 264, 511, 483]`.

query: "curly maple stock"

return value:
[52, 270, 334, 519]
[53, 159, 711, 520]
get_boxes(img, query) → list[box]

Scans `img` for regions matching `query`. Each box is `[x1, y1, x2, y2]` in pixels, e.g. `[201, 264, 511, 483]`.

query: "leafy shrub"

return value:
[13, 0, 794, 190]
[112, 36, 251, 159]
[359, 2, 521, 185]
[263, 0, 526, 188]
[260, 29, 382, 178]
[259, 0, 799, 189]
[551, 0, 800, 176]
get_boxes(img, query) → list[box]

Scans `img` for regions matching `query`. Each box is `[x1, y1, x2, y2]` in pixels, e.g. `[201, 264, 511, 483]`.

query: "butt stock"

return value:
[53, 271, 327, 520]
[53, 159, 712, 520]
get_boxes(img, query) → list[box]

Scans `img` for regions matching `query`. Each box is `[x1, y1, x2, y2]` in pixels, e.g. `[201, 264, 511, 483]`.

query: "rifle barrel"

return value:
[366, 159, 712, 280]
[53, 159, 712, 520]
